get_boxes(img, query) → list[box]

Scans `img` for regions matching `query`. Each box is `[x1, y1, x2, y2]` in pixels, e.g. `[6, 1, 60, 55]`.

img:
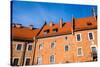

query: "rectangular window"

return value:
[39, 44, 43, 50]
[25, 58, 30, 65]
[89, 32, 93, 40]
[65, 45, 68, 51]
[28, 45, 32, 51]
[50, 55, 55, 64]
[44, 29, 49, 34]
[37, 57, 42, 64]
[53, 28, 58, 33]
[16, 44, 22, 50]
[77, 47, 83, 56]
[13, 58, 19, 66]
[51, 42, 55, 48]
[76, 34, 81, 41]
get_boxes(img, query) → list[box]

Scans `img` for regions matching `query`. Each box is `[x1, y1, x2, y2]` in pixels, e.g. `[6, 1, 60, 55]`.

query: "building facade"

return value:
[11, 9, 97, 66]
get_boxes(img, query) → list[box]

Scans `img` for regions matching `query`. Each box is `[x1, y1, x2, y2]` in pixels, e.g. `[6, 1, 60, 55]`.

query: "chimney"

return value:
[60, 18, 63, 28]
[49, 21, 53, 27]
[29, 24, 33, 29]
[16, 23, 22, 28]
[72, 15, 75, 35]
[92, 7, 96, 17]
[12, 23, 15, 27]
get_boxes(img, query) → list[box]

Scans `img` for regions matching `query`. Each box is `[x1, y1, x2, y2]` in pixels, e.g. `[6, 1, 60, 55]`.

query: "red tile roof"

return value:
[12, 16, 97, 39]
[37, 16, 97, 38]
[75, 16, 97, 31]
[12, 26, 40, 41]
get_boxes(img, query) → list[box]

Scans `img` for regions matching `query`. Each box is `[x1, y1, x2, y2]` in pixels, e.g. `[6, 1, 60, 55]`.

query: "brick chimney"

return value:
[49, 21, 53, 27]
[60, 18, 63, 28]
[29, 25, 33, 29]
[12, 23, 15, 27]
[16, 24, 22, 28]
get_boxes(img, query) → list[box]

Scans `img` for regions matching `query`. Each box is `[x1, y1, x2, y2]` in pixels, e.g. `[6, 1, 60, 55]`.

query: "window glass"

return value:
[37, 57, 42, 64]
[28, 45, 32, 51]
[65, 45, 68, 51]
[39, 44, 43, 50]
[13, 58, 19, 66]
[78, 48, 82, 56]
[50, 55, 55, 64]
[76, 34, 81, 41]
[89, 33, 93, 40]
[25, 58, 30, 65]
[51, 42, 55, 48]
[17, 44, 22, 50]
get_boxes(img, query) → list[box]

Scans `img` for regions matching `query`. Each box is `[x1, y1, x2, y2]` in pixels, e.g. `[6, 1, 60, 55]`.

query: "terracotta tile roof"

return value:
[37, 22, 72, 38]
[75, 16, 97, 31]
[37, 16, 97, 38]
[12, 26, 40, 41]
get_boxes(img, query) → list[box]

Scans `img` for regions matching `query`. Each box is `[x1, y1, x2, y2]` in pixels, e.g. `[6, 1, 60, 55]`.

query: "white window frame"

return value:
[37, 56, 42, 65]
[64, 45, 69, 52]
[77, 47, 83, 56]
[49, 55, 55, 64]
[24, 57, 31, 65]
[16, 43, 23, 51]
[13, 57, 20, 66]
[88, 32, 94, 41]
[50, 41, 56, 48]
[27, 43, 32, 51]
[75, 33, 82, 42]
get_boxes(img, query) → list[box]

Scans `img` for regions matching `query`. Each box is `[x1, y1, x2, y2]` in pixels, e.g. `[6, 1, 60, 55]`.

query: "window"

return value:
[50, 55, 55, 64]
[65, 36, 67, 40]
[53, 28, 58, 33]
[92, 47, 97, 53]
[16, 44, 22, 50]
[65, 45, 68, 51]
[88, 32, 93, 40]
[37, 57, 42, 64]
[39, 44, 43, 50]
[25, 58, 30, 65]
[77, 47, 83, 56]
[28, 45, 32, 51]
[13, 58, 19, 66]
[44, 29, 49, 34]
[76, 34, 81, 41]
[87, 22, 92, 26]
[51, 42, 55, 48]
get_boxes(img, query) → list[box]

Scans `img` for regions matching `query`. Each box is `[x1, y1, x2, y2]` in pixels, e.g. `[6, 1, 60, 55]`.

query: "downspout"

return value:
[32, 37, 38, 65]
[21, 42, 28, 66]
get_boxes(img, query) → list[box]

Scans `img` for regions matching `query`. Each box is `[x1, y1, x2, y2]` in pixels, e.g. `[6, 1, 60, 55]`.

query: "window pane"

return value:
[37, 57, 42, 64]
[53, 29, 58, 33]
[77, 34, 80, 41]
[65, 45, 68, 51]
[78, 48, 82, 56]
[50, 55, 54, 64]
[39, 44, 43, 50]
[92, 47, 97, 52]
[25, 58, 30, 65]
[89, 33, 93, 40]
[13, 58, 19, 66]
[28, 45, 32, 51]
[51, 42, 55, 48]
[17, 44, 22, 50]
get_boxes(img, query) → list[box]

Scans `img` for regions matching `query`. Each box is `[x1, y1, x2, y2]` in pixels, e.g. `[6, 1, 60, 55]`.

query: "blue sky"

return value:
[11, 1, 97, 28]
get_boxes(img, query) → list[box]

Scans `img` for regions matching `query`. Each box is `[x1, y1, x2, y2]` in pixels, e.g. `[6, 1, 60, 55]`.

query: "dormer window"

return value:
[53, 28, 58, 33]
[44, 29, 49, 34]
[87, 22, 92, 26]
